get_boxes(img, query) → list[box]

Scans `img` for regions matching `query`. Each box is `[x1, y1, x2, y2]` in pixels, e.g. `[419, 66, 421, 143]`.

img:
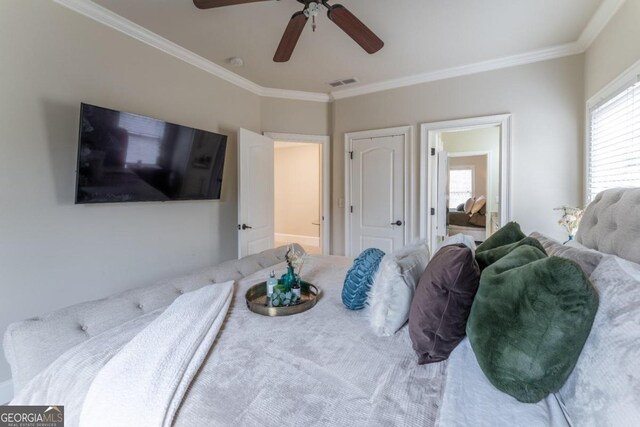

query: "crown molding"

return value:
[330, 42, 583, 100]
[54, 0, 623, 103]
[331, 0, 625, 100]
[52, 0, 330, 103]
[577, 0, 627, 50]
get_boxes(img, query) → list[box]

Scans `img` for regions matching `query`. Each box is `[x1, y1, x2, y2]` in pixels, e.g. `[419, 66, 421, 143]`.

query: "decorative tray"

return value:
[245, 281, 320, 317]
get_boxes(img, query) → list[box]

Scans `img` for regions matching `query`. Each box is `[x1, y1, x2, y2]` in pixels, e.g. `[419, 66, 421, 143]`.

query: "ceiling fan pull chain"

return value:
[312, 14, 316, 32]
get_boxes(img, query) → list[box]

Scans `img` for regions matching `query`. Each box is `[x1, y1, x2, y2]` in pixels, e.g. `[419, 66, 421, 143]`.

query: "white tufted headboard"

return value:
[577, 188, 640, 265]
[3, 245, 303, 394]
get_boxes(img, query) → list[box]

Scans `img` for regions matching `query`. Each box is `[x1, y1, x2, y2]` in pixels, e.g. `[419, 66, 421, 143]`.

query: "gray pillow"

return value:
[529, 232, 604, 277]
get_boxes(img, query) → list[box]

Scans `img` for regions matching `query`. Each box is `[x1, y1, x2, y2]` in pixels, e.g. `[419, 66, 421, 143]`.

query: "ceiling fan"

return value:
[193, 0, 384, 62]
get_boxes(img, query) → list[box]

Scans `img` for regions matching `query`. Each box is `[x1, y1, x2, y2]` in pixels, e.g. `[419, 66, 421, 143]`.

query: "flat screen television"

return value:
[75, 103, 227, 204]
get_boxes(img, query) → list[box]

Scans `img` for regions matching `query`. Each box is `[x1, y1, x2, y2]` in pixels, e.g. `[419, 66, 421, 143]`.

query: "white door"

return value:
[238, 128, 274, 258]
[349, 135, 405, 256]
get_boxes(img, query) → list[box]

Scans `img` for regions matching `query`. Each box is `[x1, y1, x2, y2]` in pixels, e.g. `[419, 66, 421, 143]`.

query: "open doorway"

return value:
[443, 128, 499, 243]
[237, 130, 330, 258]
[273, 141, 322, 254]
[420, 115, 512, 252]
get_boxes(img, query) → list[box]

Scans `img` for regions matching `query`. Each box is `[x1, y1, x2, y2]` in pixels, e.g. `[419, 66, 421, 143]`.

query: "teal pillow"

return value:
[476, 221, 526, 254]
[342, 248, 385, 310]
[475, 236, 547, 271]
[467, 245, 599, 403]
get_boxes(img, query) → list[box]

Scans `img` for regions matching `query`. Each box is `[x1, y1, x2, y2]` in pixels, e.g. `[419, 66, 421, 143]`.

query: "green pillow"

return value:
[475, 236, 547, 271]
[467, 245, 599, 403]
[476, 221, 526, 254]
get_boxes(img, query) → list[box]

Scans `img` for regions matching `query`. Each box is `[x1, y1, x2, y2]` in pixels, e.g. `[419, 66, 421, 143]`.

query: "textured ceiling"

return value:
[91, 0, 602, 93]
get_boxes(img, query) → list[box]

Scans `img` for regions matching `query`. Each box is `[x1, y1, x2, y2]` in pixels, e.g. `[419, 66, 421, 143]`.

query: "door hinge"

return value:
[350, 206, 353, 213]
[430, 208, 435, 215]
[349, 151, 353, 160]
[431, 148, 436, 156]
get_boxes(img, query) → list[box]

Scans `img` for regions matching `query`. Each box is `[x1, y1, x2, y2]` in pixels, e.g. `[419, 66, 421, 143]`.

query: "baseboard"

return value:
[0, 380, 13, 404]
[275, 233, 320, 248]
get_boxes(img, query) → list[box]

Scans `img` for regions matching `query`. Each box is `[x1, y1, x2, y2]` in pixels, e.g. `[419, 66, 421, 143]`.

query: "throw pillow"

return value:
[468, 212, 486, 227]
[456, 203, 465, 212]
[368, 241, 430, 336]
[342, 248, 385, 310]
[467, 245, 599, 403]
[475, 236, 547, 271]
[529, 232, 604, 277]
[409, 244, 480, 364]
[438, 234, 477, 254]
[463, 197, 475, 214]
[470, 196, 486, 215]
[476, 221, 526, 254]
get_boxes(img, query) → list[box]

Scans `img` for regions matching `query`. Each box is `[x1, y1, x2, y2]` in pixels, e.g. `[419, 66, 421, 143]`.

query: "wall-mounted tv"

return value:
[75, 103, 228, 204]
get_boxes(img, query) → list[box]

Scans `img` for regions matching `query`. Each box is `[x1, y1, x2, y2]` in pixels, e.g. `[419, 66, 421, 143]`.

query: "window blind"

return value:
[588, 77, 640, 201]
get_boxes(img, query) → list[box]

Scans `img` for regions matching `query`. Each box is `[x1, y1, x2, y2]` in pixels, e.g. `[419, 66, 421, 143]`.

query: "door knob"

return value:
[391, 220, 403, 226]
[240, 224, 253, 230]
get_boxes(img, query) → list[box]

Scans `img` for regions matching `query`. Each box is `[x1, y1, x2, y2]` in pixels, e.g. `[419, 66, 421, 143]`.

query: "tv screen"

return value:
[75, 103, 227, 204]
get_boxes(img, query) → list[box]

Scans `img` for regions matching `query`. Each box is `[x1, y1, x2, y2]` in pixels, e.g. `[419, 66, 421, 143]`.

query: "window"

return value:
[588, 78, 640, 201]
[449, 167, 474, 208]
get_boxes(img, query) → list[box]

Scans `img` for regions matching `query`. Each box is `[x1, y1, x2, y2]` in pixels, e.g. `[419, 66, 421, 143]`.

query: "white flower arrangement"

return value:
[554, 206, 584, 238]
[285, 245, 307, 277]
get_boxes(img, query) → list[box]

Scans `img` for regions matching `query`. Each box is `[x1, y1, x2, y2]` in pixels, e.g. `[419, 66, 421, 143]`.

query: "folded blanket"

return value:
[79, 281, 234, 427]
[11, 311, 163, 425]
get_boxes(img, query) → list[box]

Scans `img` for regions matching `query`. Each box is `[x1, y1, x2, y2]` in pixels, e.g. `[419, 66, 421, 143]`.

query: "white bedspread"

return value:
[12, 254, 566, 426]
[438, 338, 570, 427]
[174, 255, 447, 427]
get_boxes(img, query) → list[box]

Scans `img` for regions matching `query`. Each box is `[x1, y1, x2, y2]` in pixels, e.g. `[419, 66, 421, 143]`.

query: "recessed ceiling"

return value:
[90, 0, 602, 94]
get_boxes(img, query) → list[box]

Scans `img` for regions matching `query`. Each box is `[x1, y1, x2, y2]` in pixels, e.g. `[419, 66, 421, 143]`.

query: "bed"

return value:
[5, 188, 640, 427]
[447, 209, 486, 242]
[447, 197, 488, 242]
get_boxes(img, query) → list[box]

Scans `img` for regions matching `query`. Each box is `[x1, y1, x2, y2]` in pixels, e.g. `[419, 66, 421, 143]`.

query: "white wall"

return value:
[0, 0, 261, 382]
[332, 55, 585, 254]
[261, 97, 332, 136]
[585, 0, 640, 99]
[274, 143, 321, 237]
[443, 126, 500, 213]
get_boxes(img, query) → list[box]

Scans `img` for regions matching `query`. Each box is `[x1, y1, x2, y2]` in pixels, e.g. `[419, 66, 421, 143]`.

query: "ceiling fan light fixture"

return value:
[303, 2, 321, 19]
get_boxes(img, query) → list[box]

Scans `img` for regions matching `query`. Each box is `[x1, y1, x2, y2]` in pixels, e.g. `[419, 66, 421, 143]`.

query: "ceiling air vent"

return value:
[329, 77, 360, 88]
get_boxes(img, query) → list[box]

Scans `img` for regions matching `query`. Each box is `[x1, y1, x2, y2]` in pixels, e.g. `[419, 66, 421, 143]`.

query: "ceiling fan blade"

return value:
[327, 4, 384, 54]
[193, 0, 271, 9]
[273, 11, 308, 63]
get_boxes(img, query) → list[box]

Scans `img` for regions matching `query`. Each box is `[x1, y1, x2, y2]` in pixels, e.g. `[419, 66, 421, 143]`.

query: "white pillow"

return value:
[558, 255, 640, 426]
[463, 197, 475, 214]
[437, 234, 477, 255]
[367, 241, 430, 337]
[470, 195, 486, 215]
